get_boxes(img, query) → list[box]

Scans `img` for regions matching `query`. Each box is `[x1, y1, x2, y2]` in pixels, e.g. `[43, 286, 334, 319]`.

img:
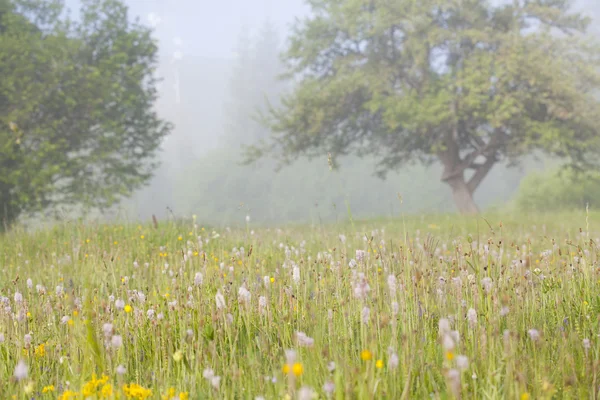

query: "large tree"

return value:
[0, 0, 171, 228]
[245, 0, 600, 213]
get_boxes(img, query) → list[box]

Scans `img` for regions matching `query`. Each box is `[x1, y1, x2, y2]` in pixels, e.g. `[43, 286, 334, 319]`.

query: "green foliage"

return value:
[245, 0, 600, 212]
[514, 168, 600, 212]
[0, 0, 172, 229]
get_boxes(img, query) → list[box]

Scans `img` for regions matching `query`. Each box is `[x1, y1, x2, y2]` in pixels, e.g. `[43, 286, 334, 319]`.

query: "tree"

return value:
[244, 0, 600, 213]
[0, 0, 172, 228]
[222, 21, 286, 146]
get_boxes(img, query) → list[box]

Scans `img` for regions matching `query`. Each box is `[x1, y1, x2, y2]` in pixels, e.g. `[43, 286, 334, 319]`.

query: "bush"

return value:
[513, 168, 600, 212]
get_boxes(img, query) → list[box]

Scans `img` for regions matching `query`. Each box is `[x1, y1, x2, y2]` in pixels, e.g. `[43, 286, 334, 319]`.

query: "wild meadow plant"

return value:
[0, 212, 599, 399]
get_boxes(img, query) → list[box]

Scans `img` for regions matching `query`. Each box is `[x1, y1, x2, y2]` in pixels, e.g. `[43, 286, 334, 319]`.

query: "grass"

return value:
[1, 211, 599, 399]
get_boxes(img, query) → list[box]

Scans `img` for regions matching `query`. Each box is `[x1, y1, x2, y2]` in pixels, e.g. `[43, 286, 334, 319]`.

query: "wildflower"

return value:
[56, 286, 64, 296]
[103, 323, 113, 338]
[360, 350, 372, 361]
[42, 385, 55, 393]
[238, 285, 251, 305]
[528, 329, 540, 342]
[210, 376, 221, 389]
[61, 316, 71, 325]
[215, 291, 226, 310]
[327, 361, 336, 372]
[446, 369, 461, 397]
[282, 364, 291, 374]
[323, 381, 335, 396]
[14, 359, 27, 381]
[361, 306, 370, 325]
[14, 291, 23, 303]
[500, 306, 509, 317]
[375, 359, 384, 368]
[24, 334, 32, 346]
[583, 338, 591, 350]
[285, 349, 297, 364]
[292, 363, 304, 376]
[0, 333, 4, 343]
[34, 343, 45, 357]
[353, 273, 370, 299]
[173, 350, 183, 362]
[115, 299, 125, 310]
[521, 393, 530, 400]
[456, 355, 469, 370]
[481, 277, 493, 293]
[111, 335, 123, 348]
[296, 331, 314, 347]
[100, 383, 113, 398]
[258, 296, 267, 315]
[194, 272, 203, 286]
[26, 279, 33, 289]
[24, 381, 34, 395]
[116, 365, 126, 375]
[246, 215, 250, 223]
[292, 266, 300, 284]
[355, 250, 366, 262]
[445, 351, 455, 361]
[387, 274, 397, 297]
[439, 318, 451, 336]
[467, 308, 477, 328]
[123, 383, 152, 399]
[124, 304, 133, 313]
[298, 386, 315, 400]
[388, 350, 399, 369]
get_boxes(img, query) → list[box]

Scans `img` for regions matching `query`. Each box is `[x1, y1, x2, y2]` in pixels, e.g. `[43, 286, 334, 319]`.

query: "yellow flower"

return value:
[100, 383, 113, 398]
[42, 385, 55, 393]
[123, 383, 152, 399]
[376, 359, 384, 369]
[140, 235, 145, 239]
[173, 350, 183, 362]
[67, 319, 74, 326]
[58, 390, 79, 400]
[178, 236, 183, 241]
[270, 277, 275, 283]
[360, 350, 372, 361]
[124, 305, 133, 313]
[282, 364, 291, 374]
[26, 312, 32, 319]
[73, 310, 79, 317]
[34, 344, 45, 358]
[114, 241, 118, 245]
[521, 393, 530, 400]
[292, 363, 304, 376]
[24, 381, 34, 395]
[445, 351, 455, 361]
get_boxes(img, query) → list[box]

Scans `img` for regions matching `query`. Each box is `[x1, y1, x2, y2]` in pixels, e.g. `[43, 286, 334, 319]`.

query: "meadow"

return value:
[1, 212, 599, 399]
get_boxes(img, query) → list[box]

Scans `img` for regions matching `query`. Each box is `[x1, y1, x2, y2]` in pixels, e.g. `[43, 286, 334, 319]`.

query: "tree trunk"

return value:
[446, 177, 479, 215]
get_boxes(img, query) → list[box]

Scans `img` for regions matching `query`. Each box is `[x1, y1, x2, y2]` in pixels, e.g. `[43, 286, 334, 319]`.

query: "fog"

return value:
[64, 0, 600, 225]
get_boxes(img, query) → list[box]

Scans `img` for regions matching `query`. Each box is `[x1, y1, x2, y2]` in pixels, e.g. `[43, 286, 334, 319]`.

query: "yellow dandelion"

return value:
[42, 385, 55, 393]
[124, 305, 132, 313]
[178, 236, 183, 241]
[376, 359, 384, 369]
[521, 393, 530, 400]
[360, 350, 372, 361]
[292, 363, 304, 376]
[140, 235, 145, 239]
[446, 351, 455, 361]
[282, 364, 291, 374]
[270, 277, 275, 283]
[73, 310, 78, 317]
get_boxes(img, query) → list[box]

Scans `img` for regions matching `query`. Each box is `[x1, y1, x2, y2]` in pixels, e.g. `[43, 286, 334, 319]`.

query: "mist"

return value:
[80, 0, 600, 225]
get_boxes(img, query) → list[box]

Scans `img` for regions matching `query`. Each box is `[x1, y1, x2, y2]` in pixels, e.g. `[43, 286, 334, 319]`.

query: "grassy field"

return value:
[1, 212, 599, 399]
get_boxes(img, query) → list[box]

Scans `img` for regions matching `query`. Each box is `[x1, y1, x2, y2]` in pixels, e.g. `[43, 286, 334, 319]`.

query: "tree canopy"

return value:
[245, 0, 600, 213]
[0, 0, 171, 229]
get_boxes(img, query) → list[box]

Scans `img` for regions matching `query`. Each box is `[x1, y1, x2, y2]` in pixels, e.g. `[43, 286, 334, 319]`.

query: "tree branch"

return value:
[467, 156, 496, 193]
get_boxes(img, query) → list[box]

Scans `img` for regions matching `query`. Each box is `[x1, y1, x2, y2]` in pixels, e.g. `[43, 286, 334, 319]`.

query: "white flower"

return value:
[115, 299, 125, 310]
[323, 381, 335, 395]
[238, 286, 251, 305]
[258, 296, 267, 315]
[355, 250, 366, 262]
[210, 375, 221, 389]
[26, 279, 33, 289]
[387, 274, 397, 297]
[194, 272, 203, 286]
[338, 234, 346, 244]
[327, 361, 336, 372]
[467, 308, 477, 328]
[14, 291, 23, 303]
[285, 349, 297, 364]
[111, 335, 123, 348]
[0, 333, 4, 343]
[500, 306, 509, 317]
[14, 360, 27, 381]
[456, 355, 469, 370]
[391, 301, 399, 316]
[203, 368, 214, 379]
[298, 386, 315, 400]
[147, 309, 155, 319]
[295, 331, 314, 347]
[292, 266, 301, 284]
[60, 316, 71, 325]
[528, 329, 540, 341]
[388, 351, 399, 369]
[24, 334, 32, 345]
[583, 338, 591, 349]
[103, 323, 113, 338]
[361, 306, 370, 325]
[438, 318, 451, 336]
[442, 334, 456, 351]
[116, 365, 126, 375]
[481, 277, 493, 293]
[55, 286, 64, 296]
[246, 215, 250, 223]
[215, 291, 226, 310]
